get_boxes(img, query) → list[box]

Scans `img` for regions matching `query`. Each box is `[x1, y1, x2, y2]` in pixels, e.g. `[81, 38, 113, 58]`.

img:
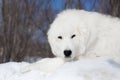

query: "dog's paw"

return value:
[20, 57, 65, 73]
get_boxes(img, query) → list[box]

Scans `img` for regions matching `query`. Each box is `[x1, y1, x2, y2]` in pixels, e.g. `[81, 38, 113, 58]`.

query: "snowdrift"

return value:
[0, 57, 120, 80]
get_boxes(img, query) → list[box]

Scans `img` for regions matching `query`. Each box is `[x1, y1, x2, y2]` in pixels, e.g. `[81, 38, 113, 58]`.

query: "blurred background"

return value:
[0, 0, 120, 63]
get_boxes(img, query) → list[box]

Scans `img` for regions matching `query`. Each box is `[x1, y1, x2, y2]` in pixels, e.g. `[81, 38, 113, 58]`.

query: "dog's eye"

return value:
[71, 34, 76, 39]
[58, 36, 62, 39]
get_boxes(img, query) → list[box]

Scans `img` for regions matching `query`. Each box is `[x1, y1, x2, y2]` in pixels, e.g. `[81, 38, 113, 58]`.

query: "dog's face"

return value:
[48, 25, 81, 61]
[47, 10, 89, 61]
[47, 21, 89, 61]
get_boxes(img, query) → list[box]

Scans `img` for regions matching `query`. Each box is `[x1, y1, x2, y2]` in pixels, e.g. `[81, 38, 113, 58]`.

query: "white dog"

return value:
[21, 9, 120, 73]
[48, 9, 120, 63]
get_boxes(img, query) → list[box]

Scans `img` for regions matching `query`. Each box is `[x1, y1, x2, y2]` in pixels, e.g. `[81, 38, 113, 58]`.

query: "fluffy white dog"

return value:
[48, 9, 120, 63]
[21, 9, 120, 73]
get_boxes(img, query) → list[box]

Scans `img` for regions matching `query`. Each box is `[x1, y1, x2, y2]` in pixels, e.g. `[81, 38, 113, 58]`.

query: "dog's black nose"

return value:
[64, 50, 72, 57]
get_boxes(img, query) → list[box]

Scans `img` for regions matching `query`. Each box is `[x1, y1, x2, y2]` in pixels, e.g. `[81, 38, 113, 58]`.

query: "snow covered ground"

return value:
[0, 57, 120, 80]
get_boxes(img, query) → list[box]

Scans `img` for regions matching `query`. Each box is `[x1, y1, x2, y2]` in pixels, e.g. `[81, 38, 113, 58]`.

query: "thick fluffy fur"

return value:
[48, 9, 120, 63]
[21, 57, 64, 73]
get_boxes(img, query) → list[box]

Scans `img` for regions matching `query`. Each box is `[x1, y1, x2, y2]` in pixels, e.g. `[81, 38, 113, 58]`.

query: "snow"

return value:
[0, 57, 120, 80]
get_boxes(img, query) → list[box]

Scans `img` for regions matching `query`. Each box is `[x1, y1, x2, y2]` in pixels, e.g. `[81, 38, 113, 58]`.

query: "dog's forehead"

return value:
[54, 26, 77, 37]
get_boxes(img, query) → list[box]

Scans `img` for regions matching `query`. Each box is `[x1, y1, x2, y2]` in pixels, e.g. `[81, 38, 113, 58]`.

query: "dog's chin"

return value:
[64, 56, 80, 62]
[64, 57, 76, 62]
[64, 58, 72, 62]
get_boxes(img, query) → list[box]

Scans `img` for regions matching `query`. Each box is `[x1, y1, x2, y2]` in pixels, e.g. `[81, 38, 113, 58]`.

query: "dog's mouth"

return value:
[64, 57, 72, 62]
[64, 56, 80, 62]
[64, 57, 78, 62]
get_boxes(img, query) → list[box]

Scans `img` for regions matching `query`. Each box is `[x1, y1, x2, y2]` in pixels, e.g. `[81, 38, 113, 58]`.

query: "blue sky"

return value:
[81, 0, 97, 11]
[51, 0, 63, 11]
[51, 0, 99, 11]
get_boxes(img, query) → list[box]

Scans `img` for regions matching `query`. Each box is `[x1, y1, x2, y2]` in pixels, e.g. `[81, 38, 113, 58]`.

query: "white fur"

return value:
[48, 9, 120, 63]
[21, 57, 64, 73]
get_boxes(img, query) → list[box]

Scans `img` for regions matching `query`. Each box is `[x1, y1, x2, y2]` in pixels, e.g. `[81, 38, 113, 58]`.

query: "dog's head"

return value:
[47, 10, 90, 61]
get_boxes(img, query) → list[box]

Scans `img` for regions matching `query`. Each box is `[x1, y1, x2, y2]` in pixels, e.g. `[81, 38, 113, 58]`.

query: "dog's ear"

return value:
[47, 28, 58, 57]
[47, 24, 52, 36]
[77, 25, 91, 55]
